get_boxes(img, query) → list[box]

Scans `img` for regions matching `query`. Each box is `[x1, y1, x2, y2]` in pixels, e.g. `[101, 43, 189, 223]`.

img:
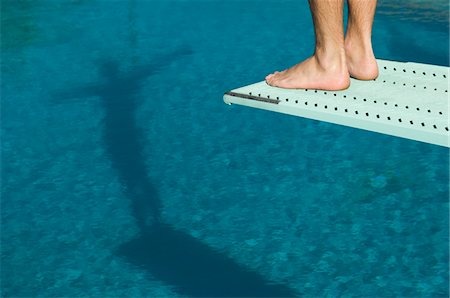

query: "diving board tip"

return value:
[224, 59, 449, 148]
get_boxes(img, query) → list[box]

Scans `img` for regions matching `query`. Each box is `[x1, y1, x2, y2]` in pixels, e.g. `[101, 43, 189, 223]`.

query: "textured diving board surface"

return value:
[224, 60, 449, 148]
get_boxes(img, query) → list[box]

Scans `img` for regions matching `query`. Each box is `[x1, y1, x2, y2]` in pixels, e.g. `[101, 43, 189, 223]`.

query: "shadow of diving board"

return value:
[224, 59, 449, 148]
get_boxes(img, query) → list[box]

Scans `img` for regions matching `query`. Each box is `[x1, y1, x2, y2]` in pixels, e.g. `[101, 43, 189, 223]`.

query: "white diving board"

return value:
[224, 59, 449, 148]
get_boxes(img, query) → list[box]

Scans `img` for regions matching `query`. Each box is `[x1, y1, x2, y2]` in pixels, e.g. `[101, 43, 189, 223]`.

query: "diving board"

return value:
[224, 59, 449, 148]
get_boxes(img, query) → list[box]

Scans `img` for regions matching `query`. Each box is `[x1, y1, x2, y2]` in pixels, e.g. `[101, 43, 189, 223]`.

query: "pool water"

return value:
[1, 0, 449, 297]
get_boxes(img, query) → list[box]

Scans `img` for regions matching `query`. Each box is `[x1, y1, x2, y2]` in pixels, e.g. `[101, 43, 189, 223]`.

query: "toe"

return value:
[266, 71, 279, 80]
[268, 76, 279, 87]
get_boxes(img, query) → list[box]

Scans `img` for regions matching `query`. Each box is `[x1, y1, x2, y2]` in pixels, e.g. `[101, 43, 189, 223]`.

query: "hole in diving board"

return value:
[284, 92, 445, 118]
[303, 88, 448, 115]
[300, 99, 446, 131]
[229, 81, 448, 133]
[268, 86, 444, 115]
[378, 80, 446, 93]
[381, 65, 447, 79]
[311, 97, 442, 131]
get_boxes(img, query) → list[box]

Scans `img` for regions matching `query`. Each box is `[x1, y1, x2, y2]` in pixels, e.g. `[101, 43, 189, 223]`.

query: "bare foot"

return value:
[345, 38, 378, 80]
[265, 53, 350, 91]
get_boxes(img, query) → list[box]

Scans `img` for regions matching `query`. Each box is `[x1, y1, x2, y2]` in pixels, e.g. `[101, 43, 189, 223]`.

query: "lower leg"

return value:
[345, 0, 378, 80]
[266, 0, 349, 90]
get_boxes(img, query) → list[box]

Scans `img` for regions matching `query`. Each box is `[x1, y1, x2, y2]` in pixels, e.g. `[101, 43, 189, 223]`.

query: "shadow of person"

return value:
[119, 223, 298, 297]
[53, 48, 299, 297]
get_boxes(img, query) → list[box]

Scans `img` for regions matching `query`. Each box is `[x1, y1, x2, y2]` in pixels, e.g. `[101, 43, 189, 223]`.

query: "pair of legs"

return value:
[266, 0, 378, 90]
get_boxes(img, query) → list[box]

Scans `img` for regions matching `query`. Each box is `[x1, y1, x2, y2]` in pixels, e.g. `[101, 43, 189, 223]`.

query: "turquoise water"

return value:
[1, 0, 449, 297]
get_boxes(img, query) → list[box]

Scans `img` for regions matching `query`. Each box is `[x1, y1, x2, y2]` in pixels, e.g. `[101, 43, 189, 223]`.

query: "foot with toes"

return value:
[265, 53, 351, 91]
[265, 0, 378, 91]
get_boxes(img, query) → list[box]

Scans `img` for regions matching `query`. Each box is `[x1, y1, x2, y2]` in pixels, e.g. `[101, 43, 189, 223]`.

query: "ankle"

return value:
[345, 35, 374, 58]
[314, 46, 347, 72]
[344, 34, 378, 80]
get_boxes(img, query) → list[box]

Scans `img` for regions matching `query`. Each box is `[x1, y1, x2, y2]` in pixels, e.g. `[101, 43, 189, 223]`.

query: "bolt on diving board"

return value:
[224, 59, 449, 148]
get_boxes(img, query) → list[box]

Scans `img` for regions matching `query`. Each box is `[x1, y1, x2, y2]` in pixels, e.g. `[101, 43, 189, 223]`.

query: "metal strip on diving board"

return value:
[224, 59, 449, 148]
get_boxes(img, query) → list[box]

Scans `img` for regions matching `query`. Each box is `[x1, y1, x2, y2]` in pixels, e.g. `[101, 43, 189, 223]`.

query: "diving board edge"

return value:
[224, 91, 449, 148]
